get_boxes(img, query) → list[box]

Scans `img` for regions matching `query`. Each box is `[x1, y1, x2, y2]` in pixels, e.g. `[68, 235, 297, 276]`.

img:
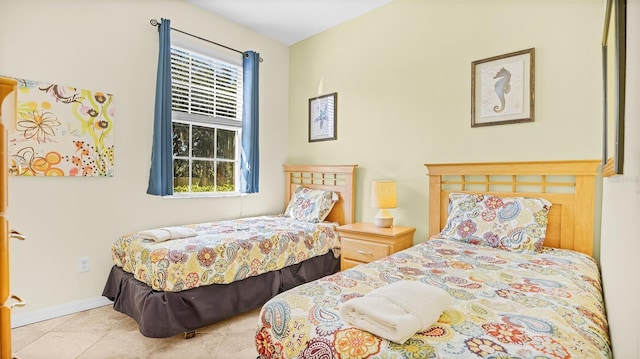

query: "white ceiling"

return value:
[184, 0, 393, 45]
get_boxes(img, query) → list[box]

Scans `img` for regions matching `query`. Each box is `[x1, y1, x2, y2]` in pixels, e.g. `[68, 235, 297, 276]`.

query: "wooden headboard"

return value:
[284, 164, 358, 225]
[425, 160, 600, 256]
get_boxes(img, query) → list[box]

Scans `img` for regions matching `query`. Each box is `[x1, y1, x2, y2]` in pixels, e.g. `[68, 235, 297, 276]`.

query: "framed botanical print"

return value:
[309, 92, 337, 142]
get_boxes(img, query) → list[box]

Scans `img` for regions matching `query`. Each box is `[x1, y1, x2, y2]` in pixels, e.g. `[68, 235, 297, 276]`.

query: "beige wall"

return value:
[0, 1, 3, 71]
[0, 0, 290, 320]
[288, 0, 639, 357]
[288, 0, 602, 243]
[600, 0, 640, 357]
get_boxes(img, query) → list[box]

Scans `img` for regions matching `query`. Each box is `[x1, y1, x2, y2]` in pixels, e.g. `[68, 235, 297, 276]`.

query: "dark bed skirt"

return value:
[101, 252, 340, 338]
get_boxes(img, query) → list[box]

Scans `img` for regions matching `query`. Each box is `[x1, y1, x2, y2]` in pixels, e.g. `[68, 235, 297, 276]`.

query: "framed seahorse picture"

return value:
[471, 48, 535, 127]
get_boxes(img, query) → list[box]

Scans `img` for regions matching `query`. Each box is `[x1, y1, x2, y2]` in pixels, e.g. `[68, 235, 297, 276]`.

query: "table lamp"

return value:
[370, 180, 397, 228]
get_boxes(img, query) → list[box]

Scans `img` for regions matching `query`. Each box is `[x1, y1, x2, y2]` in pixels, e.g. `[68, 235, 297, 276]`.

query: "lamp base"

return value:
[373, 209, 394, 228]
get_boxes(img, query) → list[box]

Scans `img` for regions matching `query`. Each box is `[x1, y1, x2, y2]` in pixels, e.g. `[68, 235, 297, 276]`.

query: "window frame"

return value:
[169, 34, 243, 197]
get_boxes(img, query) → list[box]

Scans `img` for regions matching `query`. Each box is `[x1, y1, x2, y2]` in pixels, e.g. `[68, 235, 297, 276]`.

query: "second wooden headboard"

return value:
[425, 160, 600, 256]
[283, 164, 358, 225]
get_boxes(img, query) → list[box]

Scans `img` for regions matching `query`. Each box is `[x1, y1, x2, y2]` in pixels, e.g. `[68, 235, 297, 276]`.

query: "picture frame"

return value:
[471, 48, 535, 127]
[309, 92, 337, 142]
[602, 0, 626, 177]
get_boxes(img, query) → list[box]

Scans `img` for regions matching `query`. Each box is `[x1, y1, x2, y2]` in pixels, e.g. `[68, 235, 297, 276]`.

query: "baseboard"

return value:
[11, 296, 114, 328]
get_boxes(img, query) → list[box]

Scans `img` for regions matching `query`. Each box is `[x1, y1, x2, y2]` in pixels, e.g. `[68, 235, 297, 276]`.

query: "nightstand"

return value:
[336, 223, 416, 271]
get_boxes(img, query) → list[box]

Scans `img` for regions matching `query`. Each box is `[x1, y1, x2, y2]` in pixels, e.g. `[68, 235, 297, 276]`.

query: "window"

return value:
[170, 45, 243, 194]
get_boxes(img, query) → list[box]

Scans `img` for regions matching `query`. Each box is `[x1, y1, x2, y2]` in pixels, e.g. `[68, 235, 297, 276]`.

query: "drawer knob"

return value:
[10, 230, 25, 241]
[10, 294, 26, 308]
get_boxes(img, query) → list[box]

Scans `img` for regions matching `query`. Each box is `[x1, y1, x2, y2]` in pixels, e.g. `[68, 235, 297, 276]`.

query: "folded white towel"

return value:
[340, 280, 451, 344]
[138, 226, 198, 242]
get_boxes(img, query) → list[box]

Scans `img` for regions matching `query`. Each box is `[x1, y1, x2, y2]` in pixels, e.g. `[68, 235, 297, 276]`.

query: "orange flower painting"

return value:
[7, 77, 114, 176]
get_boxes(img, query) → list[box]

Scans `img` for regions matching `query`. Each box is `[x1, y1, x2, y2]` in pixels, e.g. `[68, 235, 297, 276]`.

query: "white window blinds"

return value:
[170, 46, 243, 122]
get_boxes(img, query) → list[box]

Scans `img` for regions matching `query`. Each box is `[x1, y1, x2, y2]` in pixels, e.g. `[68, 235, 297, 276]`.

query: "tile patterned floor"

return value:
[10, 305, 261, 359]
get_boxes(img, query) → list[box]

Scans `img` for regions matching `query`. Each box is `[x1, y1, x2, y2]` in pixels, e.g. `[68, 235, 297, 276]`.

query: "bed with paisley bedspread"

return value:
[255, 160, 612, 358]
[102, 164, 356, 338]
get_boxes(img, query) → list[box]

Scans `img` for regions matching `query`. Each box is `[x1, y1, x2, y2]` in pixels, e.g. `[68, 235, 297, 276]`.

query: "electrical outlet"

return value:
[78, 257, 90, 273]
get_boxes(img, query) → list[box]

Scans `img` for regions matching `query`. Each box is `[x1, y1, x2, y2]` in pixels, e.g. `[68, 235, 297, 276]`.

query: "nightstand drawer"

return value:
[342, 237, 390, 262]
[337, 223, 416, 271]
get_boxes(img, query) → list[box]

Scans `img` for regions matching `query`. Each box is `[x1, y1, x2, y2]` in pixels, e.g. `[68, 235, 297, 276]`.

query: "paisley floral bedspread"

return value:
[255, 238, 611, 359]
[111, 215, 340, 292]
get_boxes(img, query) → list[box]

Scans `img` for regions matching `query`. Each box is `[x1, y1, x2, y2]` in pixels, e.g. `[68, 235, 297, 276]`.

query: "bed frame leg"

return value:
[184, 330, 197, 339]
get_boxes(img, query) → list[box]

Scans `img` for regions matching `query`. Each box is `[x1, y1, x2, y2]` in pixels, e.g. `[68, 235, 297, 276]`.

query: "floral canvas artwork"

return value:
[7, 77, 114, 176]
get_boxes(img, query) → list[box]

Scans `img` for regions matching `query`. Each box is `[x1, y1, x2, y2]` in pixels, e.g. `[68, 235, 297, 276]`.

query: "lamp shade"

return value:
[370, 181, 397, 209]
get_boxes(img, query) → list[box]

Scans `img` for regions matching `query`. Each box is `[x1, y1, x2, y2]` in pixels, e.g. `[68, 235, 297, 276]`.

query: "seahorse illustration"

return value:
[493, 67, 511, 113]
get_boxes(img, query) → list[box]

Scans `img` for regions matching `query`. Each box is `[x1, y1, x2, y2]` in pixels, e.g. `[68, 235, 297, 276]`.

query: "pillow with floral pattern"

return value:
[434, 193, 552, 253]
[284, 185, 339, 223]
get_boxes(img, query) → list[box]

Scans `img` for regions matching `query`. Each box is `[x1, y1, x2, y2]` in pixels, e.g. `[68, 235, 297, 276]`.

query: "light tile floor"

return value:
[10, 305, 261, 359]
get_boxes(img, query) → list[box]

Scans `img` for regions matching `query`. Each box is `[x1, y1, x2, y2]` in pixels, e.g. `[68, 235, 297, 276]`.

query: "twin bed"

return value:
[255, 160, 611, 358]
[102, 164, 357, 338]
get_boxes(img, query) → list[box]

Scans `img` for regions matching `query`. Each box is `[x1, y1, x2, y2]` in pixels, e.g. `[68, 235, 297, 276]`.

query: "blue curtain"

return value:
[147, 18, 173, 196]
[240, 51, 260, 193]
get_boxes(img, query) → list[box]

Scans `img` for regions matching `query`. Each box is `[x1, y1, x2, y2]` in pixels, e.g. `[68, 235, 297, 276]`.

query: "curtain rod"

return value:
[150, 19, 263, 62]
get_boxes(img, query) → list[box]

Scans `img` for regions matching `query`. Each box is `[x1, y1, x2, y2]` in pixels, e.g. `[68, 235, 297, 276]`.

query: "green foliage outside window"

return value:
[170, 45, 241, 195]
